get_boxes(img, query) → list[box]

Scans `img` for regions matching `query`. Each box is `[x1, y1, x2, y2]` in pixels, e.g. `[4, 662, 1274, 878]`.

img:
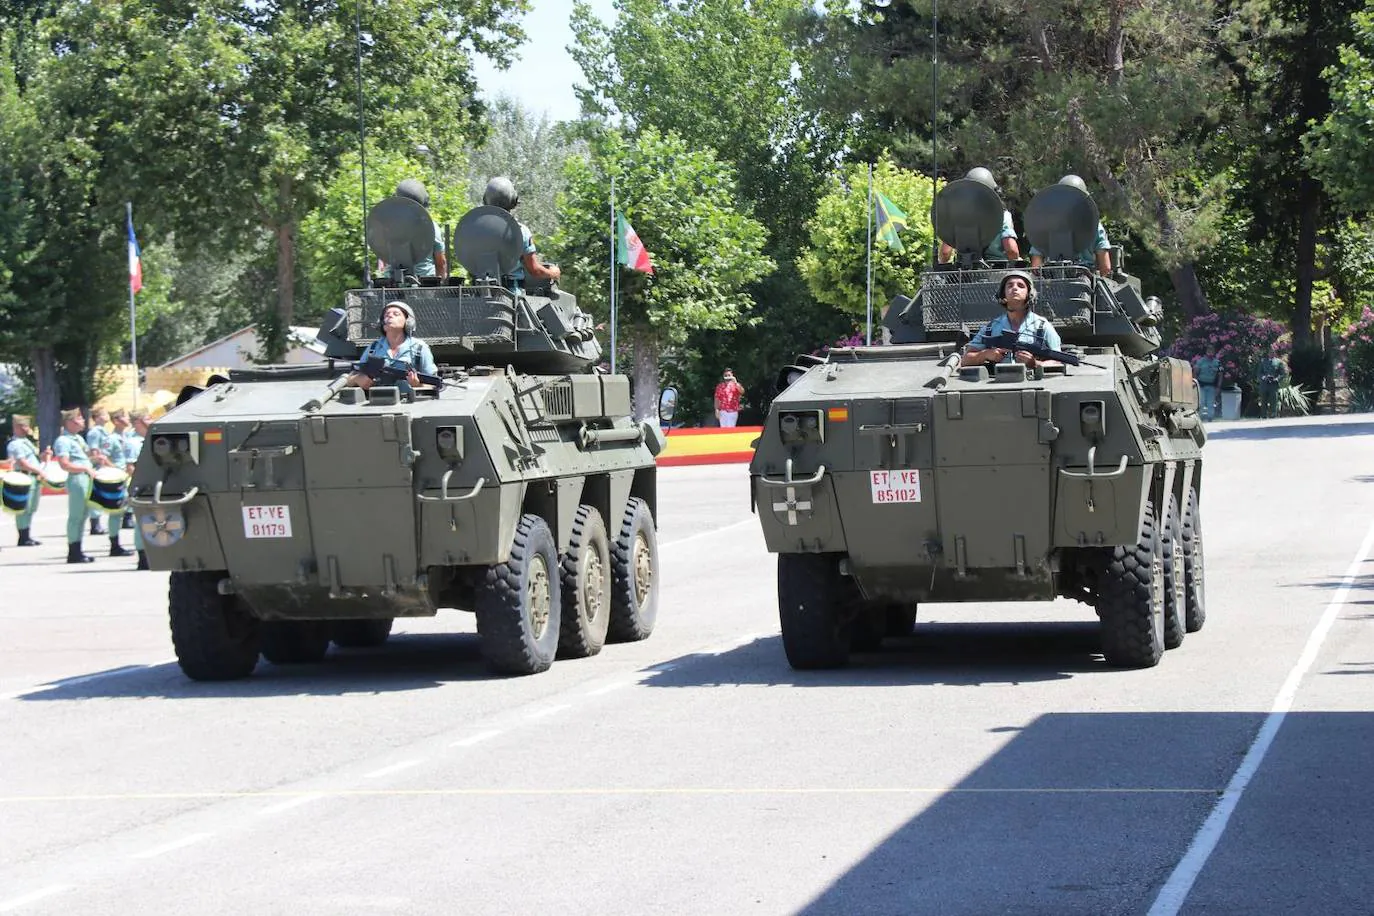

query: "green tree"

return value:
[38, 0, 528, 337]
[462, 96, 588, 244]
[797, 0, 1244, 320]
[571, 0, 842, 417]
[1306, 5, 1374, 215]
[554, 129, 776, 419]
[798, 158, 936, 323]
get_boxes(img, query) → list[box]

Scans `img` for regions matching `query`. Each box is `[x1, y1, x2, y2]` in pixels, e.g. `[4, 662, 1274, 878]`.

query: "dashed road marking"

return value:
[526, 704, 571, 720]
[449, 730, 501, 749]
[364, 760, 423, 780]
[131, 832, 213, 859]
[586, 681, 630, 697]
[260, 792, 326, 815]
[0, 886, 69, 913]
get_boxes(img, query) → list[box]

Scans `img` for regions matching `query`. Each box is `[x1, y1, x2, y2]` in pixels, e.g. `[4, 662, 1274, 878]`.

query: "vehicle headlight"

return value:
[778, 410, 824, 445]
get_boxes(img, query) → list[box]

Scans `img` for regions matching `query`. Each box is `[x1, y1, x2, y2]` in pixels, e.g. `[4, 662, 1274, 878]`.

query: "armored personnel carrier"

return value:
[131, 195, 663, 680]
[752, 178, 1206, 670]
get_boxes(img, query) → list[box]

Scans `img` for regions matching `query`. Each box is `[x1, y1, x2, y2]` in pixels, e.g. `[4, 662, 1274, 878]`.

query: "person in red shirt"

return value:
[714, 368, 744, 427]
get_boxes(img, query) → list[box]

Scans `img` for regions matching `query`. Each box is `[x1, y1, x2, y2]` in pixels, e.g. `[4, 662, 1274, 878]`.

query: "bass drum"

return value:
[88, 467, 129, 513]
[2, 471, 33, 515]
[41, 461, 68, 491]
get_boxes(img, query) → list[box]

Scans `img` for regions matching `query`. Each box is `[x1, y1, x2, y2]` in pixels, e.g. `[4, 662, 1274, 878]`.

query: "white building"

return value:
[160, 326, 326, 369]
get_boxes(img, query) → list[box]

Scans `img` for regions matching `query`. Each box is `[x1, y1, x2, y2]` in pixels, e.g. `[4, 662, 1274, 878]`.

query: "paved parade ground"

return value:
[3, 415, 1374, 914]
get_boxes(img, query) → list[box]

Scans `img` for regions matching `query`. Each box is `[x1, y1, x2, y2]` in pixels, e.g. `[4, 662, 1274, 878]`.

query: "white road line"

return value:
[131, 832, 213, 860]
[364, 760, 423, 780]
[0, 886, 69, 913]
[526, 704, 571, 720]
[260, 792, 325, 815]
[449, 730, 502, 748]
[586, 681, 630, 697]
[660, 518, 756, 549]
[1148, 518, 1374, 916]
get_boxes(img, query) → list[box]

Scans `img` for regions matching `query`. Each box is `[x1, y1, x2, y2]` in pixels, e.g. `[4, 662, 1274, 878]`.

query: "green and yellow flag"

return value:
[873, 191, 908, 251]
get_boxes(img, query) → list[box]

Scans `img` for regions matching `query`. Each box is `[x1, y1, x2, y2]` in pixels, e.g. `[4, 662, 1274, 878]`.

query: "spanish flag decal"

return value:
[827, 407, 849, 422]
[204, 429, 223, 443]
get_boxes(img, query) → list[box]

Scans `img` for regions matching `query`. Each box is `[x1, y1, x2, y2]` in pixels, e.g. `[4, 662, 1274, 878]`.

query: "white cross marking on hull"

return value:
[772, 486, 812, 525]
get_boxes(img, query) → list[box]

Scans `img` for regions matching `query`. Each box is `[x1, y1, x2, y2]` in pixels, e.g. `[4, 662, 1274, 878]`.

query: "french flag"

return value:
[127, 210, 143, 293]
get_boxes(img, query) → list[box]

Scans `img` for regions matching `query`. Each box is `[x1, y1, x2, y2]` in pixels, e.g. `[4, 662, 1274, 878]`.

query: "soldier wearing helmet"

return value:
[938, 166, 1022, 264]
[482, 177, 561, 287]
[960, 269, 1064, 369]
[393, 179, 448, 278]
[1029, 174, 1113, 276]
[348, 300, 437, 394]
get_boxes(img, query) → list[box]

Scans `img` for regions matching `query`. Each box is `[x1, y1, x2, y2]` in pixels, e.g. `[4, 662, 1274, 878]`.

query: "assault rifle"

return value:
[353, 355, 444, 389]
[986, 331, 1106, 369]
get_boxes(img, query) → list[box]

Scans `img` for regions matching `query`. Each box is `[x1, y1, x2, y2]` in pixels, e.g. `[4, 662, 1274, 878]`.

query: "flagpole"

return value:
[126, 202, 139, 410]
[609, 175, 618, 375]
[865, 163, 874, 346]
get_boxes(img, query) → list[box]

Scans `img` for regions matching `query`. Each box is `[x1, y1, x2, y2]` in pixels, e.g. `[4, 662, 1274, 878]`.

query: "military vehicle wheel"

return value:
[778, 553, 852, 669]
[1181, 486, 1206, 632]
[608, 498, 658, 643]
[260, 621, 332, 665]
[476, 513, 561, 675]
[1097, 499, 1166, 668]
[885, 604, 918, 638]
[168, 571, 261, 681]
[558, 505, 611, 659]
[1161, 493, 1187, 650]
[332, 618, 394, 649]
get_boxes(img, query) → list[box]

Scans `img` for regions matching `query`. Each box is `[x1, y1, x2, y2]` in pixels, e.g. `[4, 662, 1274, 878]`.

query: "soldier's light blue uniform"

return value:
[984, 210, 1018, 260]
[1030, 223, 1111, 267]
[6, 435, 41, 533]
[53, 430, 94, 544]
[85, 425, 119, 525]
[125, 428, 146, 552]
[412, 222, 445, 278]
[966, 311, 1063, 362]
[510, 223, 536, 287]
[1194, 355, 1221, 420]
[357, 335, 437, 396]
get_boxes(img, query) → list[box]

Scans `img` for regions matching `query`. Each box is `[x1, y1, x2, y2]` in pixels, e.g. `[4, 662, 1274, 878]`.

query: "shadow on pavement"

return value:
[1205, 419, 1374, 441]
[793, 710, 1374, 915]
[15, 632, 502, 701]
[1281, 572, 1374, 591]
[644, 620, 1107, 689]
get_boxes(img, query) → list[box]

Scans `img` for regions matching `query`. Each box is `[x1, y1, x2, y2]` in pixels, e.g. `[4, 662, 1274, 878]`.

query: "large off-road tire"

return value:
[1161, 493, 1187, 650]
[476, 514, 561, 675]
[778, 553, 852, 670]
[885, 604, 918, 638]
[168, 571, 261, 681]
[607, 498, 658, 643]
[260, 621, 332, 665]
[558, 505, 611, 659]
[1097, 499, 1166, 668]
[331, 618, 394, 649]
[1180, 486, 1206, 633]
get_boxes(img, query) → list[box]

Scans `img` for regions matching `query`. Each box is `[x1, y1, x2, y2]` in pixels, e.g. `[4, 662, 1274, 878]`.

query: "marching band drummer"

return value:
[98, 411, 132, 559]
[84, 407, 115, 536]
[5, 414, 45, 547]
[53, 407, 110, 564]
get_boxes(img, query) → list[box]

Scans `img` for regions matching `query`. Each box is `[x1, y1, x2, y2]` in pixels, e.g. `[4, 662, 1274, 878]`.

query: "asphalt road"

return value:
[3, 415, 1374, 915]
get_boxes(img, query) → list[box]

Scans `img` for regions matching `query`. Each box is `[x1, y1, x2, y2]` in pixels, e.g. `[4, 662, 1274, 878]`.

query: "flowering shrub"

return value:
[813, 331, 867, 356]
[1169, 312, 1289, 387]
[1340, 307, 1374, 400]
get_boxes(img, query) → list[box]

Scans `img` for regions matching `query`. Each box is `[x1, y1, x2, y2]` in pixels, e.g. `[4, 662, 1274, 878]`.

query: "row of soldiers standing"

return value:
[5, 407, 152, 568]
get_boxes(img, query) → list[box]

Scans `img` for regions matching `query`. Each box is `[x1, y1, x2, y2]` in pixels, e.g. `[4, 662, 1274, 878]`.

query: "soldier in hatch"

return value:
[393, 179, 448, 278]
[1029, 175, 1113, 277]
[481, 177, 561, 289]
[938, 166, 1022, 264]
[348, 300, 437, 396]
[961, 270, 1063, 370]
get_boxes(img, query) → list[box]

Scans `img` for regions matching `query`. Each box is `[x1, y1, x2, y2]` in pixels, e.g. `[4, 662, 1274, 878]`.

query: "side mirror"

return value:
[658, 386, 679, 424]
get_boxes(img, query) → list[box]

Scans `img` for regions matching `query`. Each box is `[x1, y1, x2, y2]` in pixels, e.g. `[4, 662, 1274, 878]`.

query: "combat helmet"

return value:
[378, 300, 417, 336]
[966, 166, 999, 191]
[483, 177, 519, 211]
[997, 269, 1039, 310]
[1059, 174, 1089, 194]
[395, 179, 431, 208]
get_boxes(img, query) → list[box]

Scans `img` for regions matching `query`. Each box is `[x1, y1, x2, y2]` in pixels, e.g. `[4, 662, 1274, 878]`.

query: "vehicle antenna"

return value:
[930, 0, 940, 267]
[355, 0, 371, 289]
